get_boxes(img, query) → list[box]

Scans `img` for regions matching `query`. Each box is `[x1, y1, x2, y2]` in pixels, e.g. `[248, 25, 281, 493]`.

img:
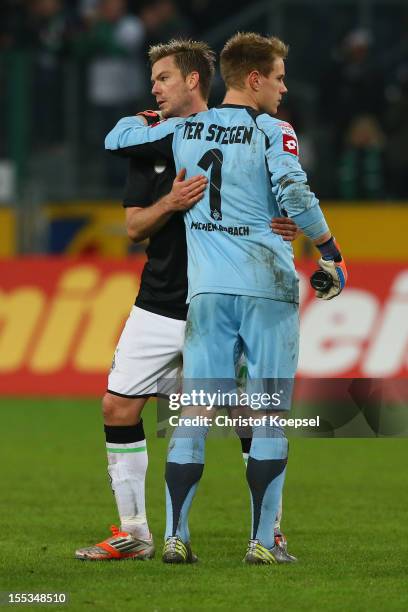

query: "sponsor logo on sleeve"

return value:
[278, 122, 296, 137]
[283, 134, 299, 156]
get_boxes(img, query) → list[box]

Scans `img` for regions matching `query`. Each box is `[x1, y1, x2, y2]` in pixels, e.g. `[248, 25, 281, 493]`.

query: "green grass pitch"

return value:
[1, 398, 407, 611]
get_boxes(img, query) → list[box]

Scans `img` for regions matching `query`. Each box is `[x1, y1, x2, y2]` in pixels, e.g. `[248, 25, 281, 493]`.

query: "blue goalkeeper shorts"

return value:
[183, 293, 299, 409]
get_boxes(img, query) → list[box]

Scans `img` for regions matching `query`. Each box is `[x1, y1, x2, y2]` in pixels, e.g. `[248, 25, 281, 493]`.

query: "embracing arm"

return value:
[105, 116, 182, 159]
[270, 216, 300, 241]
[107, 114, 205, 241]
[126, 168, 207, 242]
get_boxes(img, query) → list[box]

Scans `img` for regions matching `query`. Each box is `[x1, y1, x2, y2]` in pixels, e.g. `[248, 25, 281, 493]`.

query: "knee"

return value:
[102, 392, 144, 425]
[102, 392, 136, 423]
[251, 424, 288, 460]
[102, 393, 119, 422]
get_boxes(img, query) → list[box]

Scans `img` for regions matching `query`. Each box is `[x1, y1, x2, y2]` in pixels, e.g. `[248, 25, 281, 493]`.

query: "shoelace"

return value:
[247, 539, 259, 552]
[166, 536, 180, 552]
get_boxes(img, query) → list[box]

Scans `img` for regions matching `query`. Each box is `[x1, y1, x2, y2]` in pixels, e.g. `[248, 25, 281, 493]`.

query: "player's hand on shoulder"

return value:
[135, 110, 163, 126]
[270, 216, 300, 241]
[164, 168, 208, 212]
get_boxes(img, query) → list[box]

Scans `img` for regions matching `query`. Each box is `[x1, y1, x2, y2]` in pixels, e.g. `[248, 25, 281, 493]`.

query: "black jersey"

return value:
[123, 155, 188, 320]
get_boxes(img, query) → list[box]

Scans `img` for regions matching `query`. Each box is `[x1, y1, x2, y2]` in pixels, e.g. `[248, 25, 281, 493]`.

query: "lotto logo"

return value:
[285, 139, 297, 150]
[283, 134, 298, 155]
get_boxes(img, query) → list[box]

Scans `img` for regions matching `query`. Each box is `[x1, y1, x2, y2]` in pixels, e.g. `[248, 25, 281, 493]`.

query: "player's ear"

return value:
[187, 71, 200, 92]
[248, 70, 261, 91]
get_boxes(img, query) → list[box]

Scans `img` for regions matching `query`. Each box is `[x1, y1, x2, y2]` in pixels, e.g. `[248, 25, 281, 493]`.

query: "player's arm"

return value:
[262, 118, 347, 299]
[105, 115, 182, 159]
[126, 168, 207, 242]
[108, 113, 205, 242]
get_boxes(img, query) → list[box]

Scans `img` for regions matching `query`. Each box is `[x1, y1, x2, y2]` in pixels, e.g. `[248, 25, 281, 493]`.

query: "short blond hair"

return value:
[220, 32, 289, 90]
[148, 39, 216, 101]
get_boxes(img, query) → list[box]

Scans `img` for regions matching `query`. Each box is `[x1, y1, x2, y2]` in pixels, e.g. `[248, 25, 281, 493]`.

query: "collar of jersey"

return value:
[216, 104, 258, 111]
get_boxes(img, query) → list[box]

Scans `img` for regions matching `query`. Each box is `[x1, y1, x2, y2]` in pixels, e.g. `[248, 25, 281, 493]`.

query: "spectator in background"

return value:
[338, 114, 386, 200]
[0, 0, 26, 50]
[19, 0, 73, 148]
[139, 0, 193, 48]
[320, 29, 386, 153]
[78, 0, 99, 18]
[74, 0, 145, 115]
[385, 65, 408, 198]
[73, 0, 146, 186]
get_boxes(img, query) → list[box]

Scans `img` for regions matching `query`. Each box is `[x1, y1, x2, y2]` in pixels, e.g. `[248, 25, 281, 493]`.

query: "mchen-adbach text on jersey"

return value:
[106, 105, 329, 304]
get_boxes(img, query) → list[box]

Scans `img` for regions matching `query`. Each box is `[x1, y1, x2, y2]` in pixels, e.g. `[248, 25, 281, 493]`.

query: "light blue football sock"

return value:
[165, 423, 208, 542]
[246, 423, 288, 550]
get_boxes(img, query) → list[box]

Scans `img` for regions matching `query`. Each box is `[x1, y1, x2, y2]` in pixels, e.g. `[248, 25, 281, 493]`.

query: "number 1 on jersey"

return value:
[198, 148, 223, 221]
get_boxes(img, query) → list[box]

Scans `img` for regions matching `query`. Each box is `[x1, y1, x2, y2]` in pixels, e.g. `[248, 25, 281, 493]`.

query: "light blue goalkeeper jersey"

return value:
[106, 105, 329, 304]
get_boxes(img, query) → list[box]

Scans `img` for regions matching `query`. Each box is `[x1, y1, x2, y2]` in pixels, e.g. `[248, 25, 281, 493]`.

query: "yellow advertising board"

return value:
[293, 203, 408, 260]
[44, 201, 408, 260]
[0, 207, 16, 256]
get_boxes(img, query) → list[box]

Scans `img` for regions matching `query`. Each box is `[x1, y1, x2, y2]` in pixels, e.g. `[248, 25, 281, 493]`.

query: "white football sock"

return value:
[106, 440, 150, 540]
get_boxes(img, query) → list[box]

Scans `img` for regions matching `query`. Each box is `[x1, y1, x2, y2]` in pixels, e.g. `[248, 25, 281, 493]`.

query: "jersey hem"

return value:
[107, 389, 174, 399]
[134, 300, 187, 320]
[189, 287, 299, 304]
[106, 389, 157, 399]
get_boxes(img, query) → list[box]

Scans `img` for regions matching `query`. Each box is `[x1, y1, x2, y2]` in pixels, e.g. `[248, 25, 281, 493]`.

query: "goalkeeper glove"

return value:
[136, 110, 162, 126]
[315, 237, 348, 300]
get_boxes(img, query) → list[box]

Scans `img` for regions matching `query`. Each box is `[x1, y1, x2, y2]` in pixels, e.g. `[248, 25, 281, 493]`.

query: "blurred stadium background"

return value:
[0, 0, 407, 393]
[1, 3, 407, 609]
